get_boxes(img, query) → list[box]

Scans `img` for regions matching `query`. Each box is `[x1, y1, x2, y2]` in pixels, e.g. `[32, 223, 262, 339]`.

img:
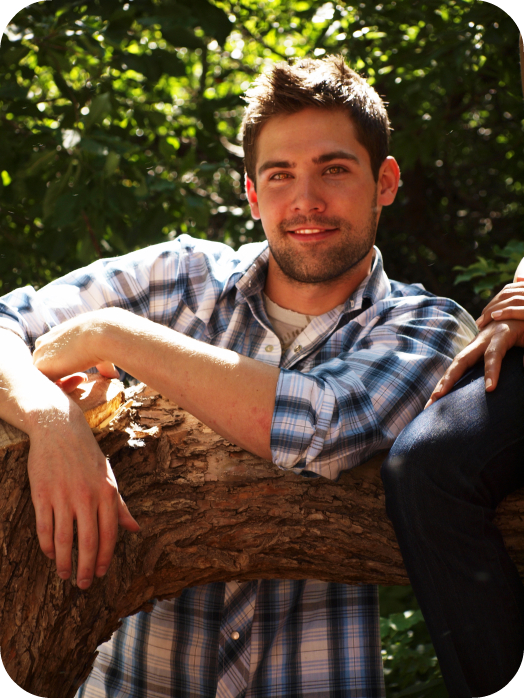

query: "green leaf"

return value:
[23, 151, 57, 178]
[43, 180, 68, 221]
[50, 191, 82, 229]
[0, 83, 29, 100]
[161, 25, 205, 50]
[104, 151, 121, 177]
[83, 93, 112, 131]
[80, 137, 109, 156]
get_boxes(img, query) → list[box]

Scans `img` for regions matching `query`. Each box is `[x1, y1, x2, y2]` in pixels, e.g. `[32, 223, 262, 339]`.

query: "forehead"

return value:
[255, 107, 368, 167]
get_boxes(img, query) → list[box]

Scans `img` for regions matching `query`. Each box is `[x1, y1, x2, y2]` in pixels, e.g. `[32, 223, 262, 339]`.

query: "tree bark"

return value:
[1, 376, 523, 698]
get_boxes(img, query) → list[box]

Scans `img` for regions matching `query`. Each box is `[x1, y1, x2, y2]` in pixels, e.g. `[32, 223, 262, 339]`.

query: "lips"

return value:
[287, 228, 338, 241]
[290, 228, 333, 234]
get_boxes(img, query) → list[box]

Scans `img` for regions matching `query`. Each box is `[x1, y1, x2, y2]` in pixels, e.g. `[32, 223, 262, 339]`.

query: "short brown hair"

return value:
[241, 55, 390, 184]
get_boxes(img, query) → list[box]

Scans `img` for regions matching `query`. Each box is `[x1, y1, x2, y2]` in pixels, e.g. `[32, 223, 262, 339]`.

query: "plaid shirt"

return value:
[0, 235, 476, 697]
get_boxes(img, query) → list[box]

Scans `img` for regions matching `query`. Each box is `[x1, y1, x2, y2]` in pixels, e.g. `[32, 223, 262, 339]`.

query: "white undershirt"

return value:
[263, 293, 317, 350]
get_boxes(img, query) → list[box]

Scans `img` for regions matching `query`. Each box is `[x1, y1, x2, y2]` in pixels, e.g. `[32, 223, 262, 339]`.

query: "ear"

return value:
[377, 156, 400, 207]
[245, 175, 261, 220]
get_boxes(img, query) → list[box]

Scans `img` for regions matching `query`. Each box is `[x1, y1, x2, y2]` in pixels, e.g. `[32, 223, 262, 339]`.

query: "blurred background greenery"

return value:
[1, 0, 523, 694]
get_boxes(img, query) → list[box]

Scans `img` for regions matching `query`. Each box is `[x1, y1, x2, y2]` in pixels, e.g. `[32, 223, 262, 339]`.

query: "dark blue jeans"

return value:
[382, 348, 524, 697]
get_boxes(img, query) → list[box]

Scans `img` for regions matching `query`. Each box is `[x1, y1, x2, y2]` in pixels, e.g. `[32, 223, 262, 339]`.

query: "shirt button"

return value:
[230, 631, 240, 640]
[265, 344, 273, 352]
[294, 345, 302, 353]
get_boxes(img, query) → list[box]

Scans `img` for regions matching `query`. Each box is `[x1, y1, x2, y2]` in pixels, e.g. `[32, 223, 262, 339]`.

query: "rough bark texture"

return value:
[1, 376, 523, 698]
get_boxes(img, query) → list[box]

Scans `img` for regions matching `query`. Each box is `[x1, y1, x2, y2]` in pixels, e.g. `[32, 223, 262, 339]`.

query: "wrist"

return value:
[93, 307, 130, 366]
[18, 380, 81, 438]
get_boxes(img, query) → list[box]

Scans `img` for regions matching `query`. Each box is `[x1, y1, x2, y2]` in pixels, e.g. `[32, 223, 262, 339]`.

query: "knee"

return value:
[381, 406, 466, 523]
[381, 420, 440, 501]
[381, 430, 457, 539]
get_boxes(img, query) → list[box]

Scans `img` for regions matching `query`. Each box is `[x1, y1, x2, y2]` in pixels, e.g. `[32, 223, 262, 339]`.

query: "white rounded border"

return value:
[0, 0, 523, 696]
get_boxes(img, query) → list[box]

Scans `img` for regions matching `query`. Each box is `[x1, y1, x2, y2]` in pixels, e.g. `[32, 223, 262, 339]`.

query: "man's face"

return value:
[246, 108, 397, 287]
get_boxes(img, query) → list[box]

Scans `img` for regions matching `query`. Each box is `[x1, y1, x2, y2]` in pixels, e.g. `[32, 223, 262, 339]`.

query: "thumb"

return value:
[56, 373, 88, 394]
[96, 361, 120, 379]
[117, 495, 141, 532]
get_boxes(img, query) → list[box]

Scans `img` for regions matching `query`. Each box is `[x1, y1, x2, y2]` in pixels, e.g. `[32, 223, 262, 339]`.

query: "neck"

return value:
[264, 249, 374, 315]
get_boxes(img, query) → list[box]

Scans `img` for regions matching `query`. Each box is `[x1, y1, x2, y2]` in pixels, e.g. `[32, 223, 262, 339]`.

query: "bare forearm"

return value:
[100, 318, 277, 459]
[33, 310, 279, 460]
[0, 330, 73, 436]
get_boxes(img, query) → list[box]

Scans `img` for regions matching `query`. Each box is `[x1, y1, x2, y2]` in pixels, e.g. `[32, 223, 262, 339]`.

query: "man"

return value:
[0, 56, 476, 697]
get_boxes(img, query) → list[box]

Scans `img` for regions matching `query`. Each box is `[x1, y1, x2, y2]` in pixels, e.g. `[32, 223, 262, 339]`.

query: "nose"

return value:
[291, 176, 326, 215]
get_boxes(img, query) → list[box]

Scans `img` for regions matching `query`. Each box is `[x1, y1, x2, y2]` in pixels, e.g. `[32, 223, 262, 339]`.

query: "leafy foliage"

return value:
[454, 238, 524, 295]
[1, 0, 522, 314]
[380, 587, 447, 698]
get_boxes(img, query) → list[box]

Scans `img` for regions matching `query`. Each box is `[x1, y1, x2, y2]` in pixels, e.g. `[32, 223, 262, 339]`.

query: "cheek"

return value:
[256, 190, 288, 219]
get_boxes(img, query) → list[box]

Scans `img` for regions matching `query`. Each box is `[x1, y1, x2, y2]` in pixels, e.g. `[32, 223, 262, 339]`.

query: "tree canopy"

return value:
[0, 0, 522, 313]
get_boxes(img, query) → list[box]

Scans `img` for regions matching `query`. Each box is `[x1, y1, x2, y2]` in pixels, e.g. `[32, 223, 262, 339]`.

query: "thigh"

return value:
[386, 348, 524, 507]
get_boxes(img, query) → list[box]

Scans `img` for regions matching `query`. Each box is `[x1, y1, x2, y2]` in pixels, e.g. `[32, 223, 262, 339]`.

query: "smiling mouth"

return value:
[288, 227, 338, 239]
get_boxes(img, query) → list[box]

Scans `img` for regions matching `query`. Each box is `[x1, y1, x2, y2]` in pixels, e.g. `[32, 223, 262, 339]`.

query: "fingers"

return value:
[75, 501, 100, 589]
[55, 373, 88, 394]
[117, 494, 141, 533]
[477, 298, 524, 328]
[93, 497, 119, 580]
[425, 333, 494, 408]
[29, 442, 138, 589]
[96, 361, 120, 379]
[33, 318, 99, 381]
[425, 348, 479, 409]
[426, 321, 524, 409]
[53, 504, 74, 582]
[482, 330, 508, 392]
[33, 499, 56, 561]
[477, 282, 524, 328]
[490, 306, 524, 322]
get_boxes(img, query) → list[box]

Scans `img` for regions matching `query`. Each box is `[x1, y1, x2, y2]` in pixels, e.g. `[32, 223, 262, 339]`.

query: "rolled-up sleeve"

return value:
[270, 302, 477, 480]
[0, 235, 242, 348]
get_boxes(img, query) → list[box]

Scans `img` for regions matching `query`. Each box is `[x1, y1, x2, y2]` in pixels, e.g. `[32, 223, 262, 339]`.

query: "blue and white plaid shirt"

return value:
[0, 235, 476, 697]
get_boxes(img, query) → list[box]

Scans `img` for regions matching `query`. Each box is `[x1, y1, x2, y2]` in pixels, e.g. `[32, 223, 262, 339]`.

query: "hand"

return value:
[55, 373, 88, 394]
[426, 317, 524, 408]
[33, 309, 121, 381]
[476, 259, 524, 330]
[27, 399, 140, 589]
[476, 281, 524, 330]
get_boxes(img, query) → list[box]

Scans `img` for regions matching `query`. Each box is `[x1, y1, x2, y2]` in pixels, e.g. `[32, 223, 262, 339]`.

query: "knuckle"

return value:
[485, 346, 500, 359]
[54, 528, 73, 547]
[102, 484, 118, 504]
[36, 520, 52, 537]
[39, 543, 55, 557]
[81, 534, 98, 553]
[76, 486, 96, 508]
[100, 525, 118, 547]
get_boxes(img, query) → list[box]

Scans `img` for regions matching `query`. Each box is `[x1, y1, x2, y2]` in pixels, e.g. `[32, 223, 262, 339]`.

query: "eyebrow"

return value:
[258, 160, 295, 177]
[257, 150, 359, 177]
[313, 150, 360, 166]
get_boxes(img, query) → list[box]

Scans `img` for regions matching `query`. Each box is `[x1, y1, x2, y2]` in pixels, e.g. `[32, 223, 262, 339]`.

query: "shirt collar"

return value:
[228, 242, 391, 311]
[343, 246, 391, 314]
[230, 243, 270, 299]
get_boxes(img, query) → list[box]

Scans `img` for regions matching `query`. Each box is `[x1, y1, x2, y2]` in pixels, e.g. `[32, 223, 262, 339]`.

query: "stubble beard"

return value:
[268, 196, 379, 286]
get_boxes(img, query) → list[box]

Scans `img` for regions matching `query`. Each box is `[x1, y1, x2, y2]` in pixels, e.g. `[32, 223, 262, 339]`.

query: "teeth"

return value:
[292, 229, 325, 234]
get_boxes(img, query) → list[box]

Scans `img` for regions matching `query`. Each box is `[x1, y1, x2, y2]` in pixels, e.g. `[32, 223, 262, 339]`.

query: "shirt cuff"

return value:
[270, 368, 336, 473]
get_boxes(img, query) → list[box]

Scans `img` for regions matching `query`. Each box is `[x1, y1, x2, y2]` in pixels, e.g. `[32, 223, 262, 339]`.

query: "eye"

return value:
[324, 165, 347, 175]
[269, 172, 292, 181]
